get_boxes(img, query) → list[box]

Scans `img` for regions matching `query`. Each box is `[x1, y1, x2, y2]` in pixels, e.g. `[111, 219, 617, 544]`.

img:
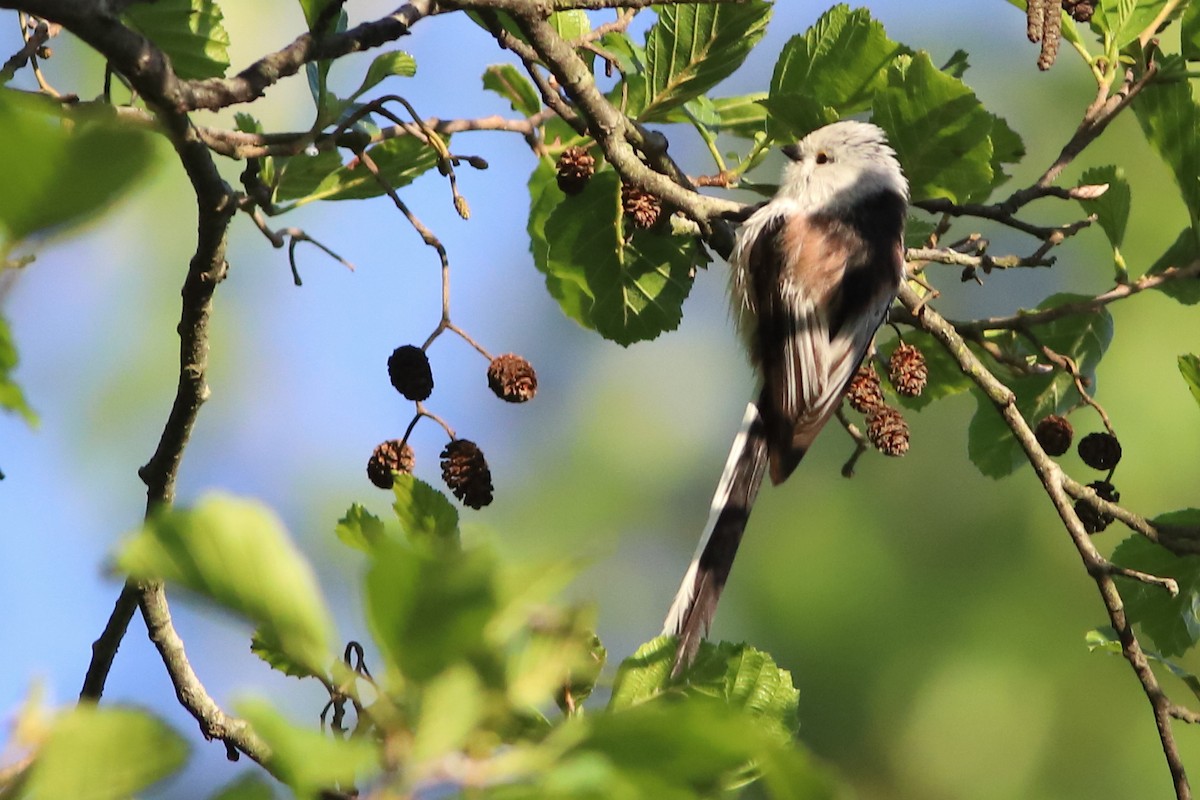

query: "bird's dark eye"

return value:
[815, 151, 832, 165]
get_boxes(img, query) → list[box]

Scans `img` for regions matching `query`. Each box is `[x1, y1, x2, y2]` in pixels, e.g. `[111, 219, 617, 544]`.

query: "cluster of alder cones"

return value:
[556, 145, 663, 230]
[367, 346, 538, 509]
[1035, 414, 1124, 533]
[846, 342, 929, 457]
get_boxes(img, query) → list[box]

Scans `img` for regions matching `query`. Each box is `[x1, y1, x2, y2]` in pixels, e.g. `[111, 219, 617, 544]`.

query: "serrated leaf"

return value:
[238, 699, 379, 798]
[0, 89, 157, 245]
[285, 136, 442, 206]
[335, 503, 386, 553]
[1133, 79, 1200, 224]
[483, 64, 542, 117]
[273, 149, 344, 203]
[0, 315, 35, 425]
[1147, 226, 1200, 305]
[1077, 165, 1131, 252]
[549, 9, 591, 41]
[610, 637, 799, 740]
[27, 706, 188, 800]
[364, 541, 500, 682]
[116, 493, 335, 678]
[250, 630, 315, 679]
[539, 169, 701, 345]
[1180, 354, 1200, 409]
[967, 295, 1113, 477]
[766, 4, 906, 142]
[351, 50, 417, 100]
[640, 1, 772, 122]
[392, 473, 460, 552]
[872, 52, 995, 204]
[1112, 532, 1200, 657]
[123, 0, 229, 79]
[1094, 0, 1169, 51]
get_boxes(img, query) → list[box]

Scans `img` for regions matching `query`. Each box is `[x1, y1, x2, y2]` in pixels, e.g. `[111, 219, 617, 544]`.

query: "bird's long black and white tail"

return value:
[663, 401, 770, 676]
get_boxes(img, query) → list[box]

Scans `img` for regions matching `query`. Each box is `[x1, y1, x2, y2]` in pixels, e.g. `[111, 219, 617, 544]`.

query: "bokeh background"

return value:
[3, 2, 1200, 798]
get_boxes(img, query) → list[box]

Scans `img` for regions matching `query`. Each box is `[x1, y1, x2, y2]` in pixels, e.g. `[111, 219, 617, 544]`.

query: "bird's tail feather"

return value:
[663, 401, 770, 676]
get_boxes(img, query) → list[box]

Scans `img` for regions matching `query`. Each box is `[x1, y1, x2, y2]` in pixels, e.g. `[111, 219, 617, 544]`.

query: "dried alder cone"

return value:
[556, 145, 596, 195]
[1063, 0, 1095, 22]
[847, 363, 886, 413]
[388, 344, 434, 401]
[1078, 431, 1122, 471]
[488, 353, 538, 403]
[1035, 414, 1074, 456]
[621, 183, 662, 229]
[888, 342, 928, 398]
[867, 405, 910, 457]
[1076, 480, 1120, 534]
[367, 439, 415, 489]
[441, 438, 494, 509]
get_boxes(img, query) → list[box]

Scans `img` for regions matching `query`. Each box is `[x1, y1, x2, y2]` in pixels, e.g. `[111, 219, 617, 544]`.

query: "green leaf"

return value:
[27, 706, 188, 800]
[1147, 226, 1200, 305]
[1086, 625, 1200, 704]
[0, 89, 157, 245]
[285, 136, 442, 206]
[967, 295, 1114, 477]
[610, 637, 799, 741]
[0, 315, 35, 424]
[1184, 1, 1200, 61]
[209, 773, 277, 800]
[539, 169, 702, 345]
[1181, 354, 1200, 409]
[483, 64, 542, 117]
[1093, 0, 1169, 51]
[123, 0, 229, 79]
[364, 541, 500, 682]
[872, 52, 996, 204]
[116, 493, 335, 678]
[273, 150, 344, 203]
[392, 473, 460, 552]
[335, 503, 386, 553]
[985, 111, 1026, 193]
[238, 699, 379, 798]
[1077, 165, 1131, 253]
[124, 0, 229, 80]
[410, 666, 485, 766]
[351, 50, 417, 100]
[709, 93, 768, 138]
[1133, 78, 1200, 223]
[640, 1, 772, 121]
[766, 4, 906, 142]
[549, 9, 591, 41]
[1112, 530, 1200, 657]
[298, 0, 338, 30]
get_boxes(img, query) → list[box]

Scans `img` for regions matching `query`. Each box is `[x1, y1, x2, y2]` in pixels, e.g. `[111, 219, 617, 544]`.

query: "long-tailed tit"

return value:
[664, 120, 909, 673]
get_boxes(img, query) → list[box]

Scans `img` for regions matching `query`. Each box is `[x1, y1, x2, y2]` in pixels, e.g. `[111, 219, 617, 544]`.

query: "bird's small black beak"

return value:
[781, 144, 802, 161]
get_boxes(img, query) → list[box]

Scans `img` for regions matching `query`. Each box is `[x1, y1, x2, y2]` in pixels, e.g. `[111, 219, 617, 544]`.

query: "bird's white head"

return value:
[776, 120, 908, 214]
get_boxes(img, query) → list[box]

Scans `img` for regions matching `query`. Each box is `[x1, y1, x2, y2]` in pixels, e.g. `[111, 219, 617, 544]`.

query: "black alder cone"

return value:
[388, 345, 434, 401]
[1078, 432, 1122, 471]
[367, 439, 415, 489]
[440, 439, 494, 509]
[1035, 414, 1074, 457]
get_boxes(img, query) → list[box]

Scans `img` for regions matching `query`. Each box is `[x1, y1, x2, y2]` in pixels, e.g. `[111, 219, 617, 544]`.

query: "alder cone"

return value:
[440, 439, 494, 509]
[1078, 432, 1122, 471]
[888, 342, 928, 398]
[488, 354, 537, 403]
[847, 363, 886, 413]
[621, 183, 662, 229]
[367, 439, 415, 489]
[388, 345, 434, 401]
[556, 146, 596, 195]
[1035, 414, 1074, 457]
[867, 405, 910, 457]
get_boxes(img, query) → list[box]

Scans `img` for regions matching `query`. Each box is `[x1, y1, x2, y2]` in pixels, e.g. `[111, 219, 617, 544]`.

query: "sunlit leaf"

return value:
[1077, 165, 1131, 254]
[640, 1, 772, 121]
[123, 0, 229, 79]
[117, 494, 336, 678]
[410, 666, 485, 767]
[0, 89, 157, 245]
[0, 315, 35, 425]
[208, 773, 276, 800]
[335, 503, 386, 553]
[27, 706, 187, 800]
[351, 50, 417, 99]
[392, 473, 460, 552]
[239, 699, 379, 798]
[1093, 0, 1169, 51]
[286, 136, 442, 205]
[872, 52, 995, 204]
[483, 63, 542, 117]
[1133, 79, 1200, 223]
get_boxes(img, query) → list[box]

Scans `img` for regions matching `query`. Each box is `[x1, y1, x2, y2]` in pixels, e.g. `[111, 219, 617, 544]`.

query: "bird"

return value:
[663, 120, 909, 675]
